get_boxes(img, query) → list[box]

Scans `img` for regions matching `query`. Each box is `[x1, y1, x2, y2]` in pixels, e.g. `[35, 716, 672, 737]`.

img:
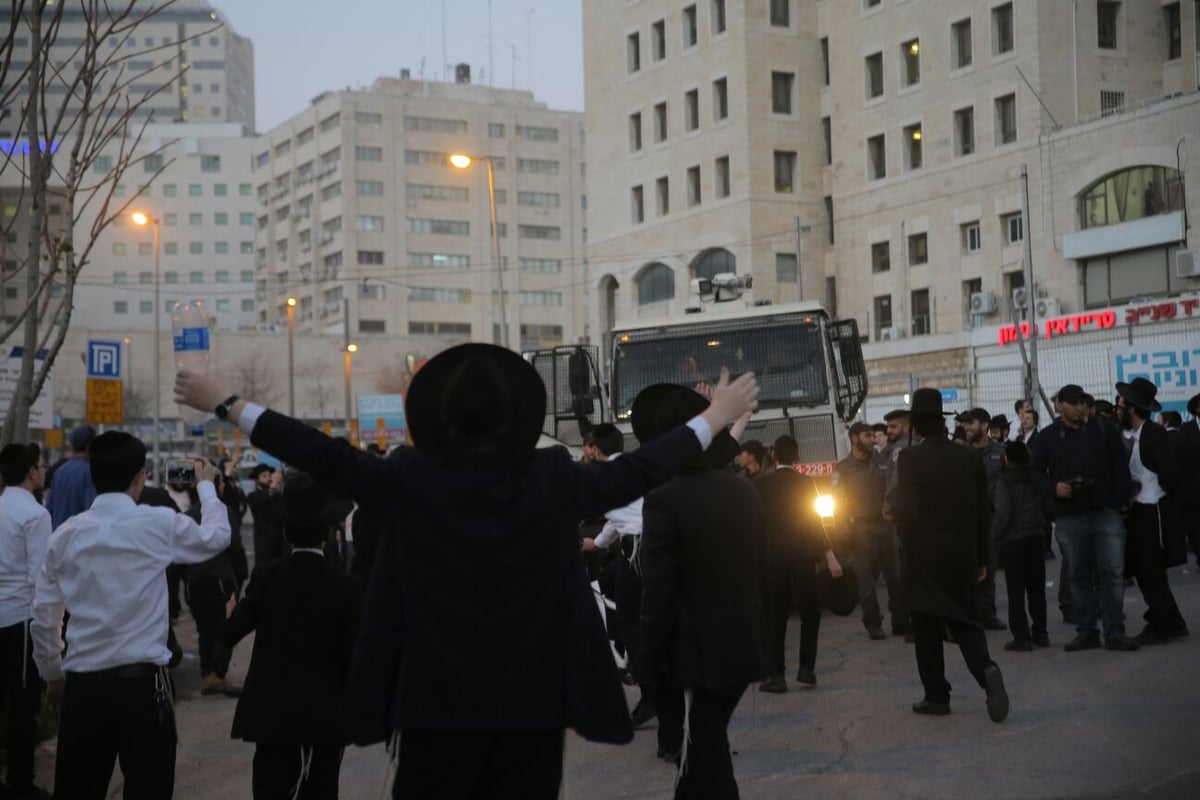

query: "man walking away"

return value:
[1030, 384, 1139, 652]
[46, 425, 97, 530]
[991, 442, 1050, 650]
[897, 389, 1008, 723]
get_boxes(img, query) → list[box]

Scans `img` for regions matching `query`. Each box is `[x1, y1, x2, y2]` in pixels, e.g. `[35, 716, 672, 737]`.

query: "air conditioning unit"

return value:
[879, 326, 905, 341]
[1011, 287, 1029, 310]
[1035, 298, 1061, 318]
[969, 291, 999, 315]
[1177, 248, 1200, 278]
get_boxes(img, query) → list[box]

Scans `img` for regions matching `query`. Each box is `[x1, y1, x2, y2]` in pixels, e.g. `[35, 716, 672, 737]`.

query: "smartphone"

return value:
[166, 458, 197, 485]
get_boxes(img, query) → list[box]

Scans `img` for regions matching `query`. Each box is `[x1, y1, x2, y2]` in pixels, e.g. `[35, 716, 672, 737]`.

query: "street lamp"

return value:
[286, 297, 297, 417]
[131, 211, 161, 482]
[344, 343, 357, 443]
[449, 153, 510, 350]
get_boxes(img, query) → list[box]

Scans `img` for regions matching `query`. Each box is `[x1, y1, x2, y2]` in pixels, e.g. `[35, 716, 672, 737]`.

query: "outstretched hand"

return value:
[699, 367, 758, 433]
[174, 370, 231, 414]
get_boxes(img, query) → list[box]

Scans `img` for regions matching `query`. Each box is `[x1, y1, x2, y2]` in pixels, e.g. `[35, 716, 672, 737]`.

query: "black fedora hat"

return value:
[989, 413, 1011, 430]
[1115, 377, 1162, 413]
[909, 387, 954, 417]
[405, 343, 546, 464]
[1187, 392, 1200, 417]
[630, 383, 739, 467]
[274, 472, 352, 528]
[249, 463, 274, 479]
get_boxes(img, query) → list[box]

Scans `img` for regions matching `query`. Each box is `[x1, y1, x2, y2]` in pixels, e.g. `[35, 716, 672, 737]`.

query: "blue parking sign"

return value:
[87, 340, 122, 378]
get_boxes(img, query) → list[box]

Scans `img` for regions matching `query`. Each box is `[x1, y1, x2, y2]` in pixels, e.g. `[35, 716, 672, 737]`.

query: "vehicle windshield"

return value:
[611, 318, 828, 420]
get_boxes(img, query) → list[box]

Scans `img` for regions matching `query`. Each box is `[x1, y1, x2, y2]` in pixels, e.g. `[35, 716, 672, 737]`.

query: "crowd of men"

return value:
[0, 349, 1197, 799]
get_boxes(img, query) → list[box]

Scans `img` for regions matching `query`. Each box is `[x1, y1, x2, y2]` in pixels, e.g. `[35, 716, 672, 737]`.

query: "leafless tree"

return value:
[0, 1, 217, 446]
[224, 347, 283, 411]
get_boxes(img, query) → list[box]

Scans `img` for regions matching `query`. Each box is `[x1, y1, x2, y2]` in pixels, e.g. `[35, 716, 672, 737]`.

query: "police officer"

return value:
[880, 409, 912, 521]
[961, 408, 1008, 630]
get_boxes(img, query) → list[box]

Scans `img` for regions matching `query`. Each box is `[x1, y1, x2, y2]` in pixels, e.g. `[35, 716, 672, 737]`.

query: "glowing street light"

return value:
[450, 152, 510, 350]
[286, 297, 297, 417]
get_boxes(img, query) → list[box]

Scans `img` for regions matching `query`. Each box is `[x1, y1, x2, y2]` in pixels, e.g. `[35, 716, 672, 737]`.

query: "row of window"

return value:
[404, 288, 563, 306]
[117, 211, 257, 228]
[112, 270, 255, 284]
[112, 299, 253, 315]
[112, 241, 254, 256]
[628, 78, 730, 153]
[626, 0, 732, 75]
[630, 156, 732, 223]
[96, 155, 231, 177]
[867, 215, 1024, 280]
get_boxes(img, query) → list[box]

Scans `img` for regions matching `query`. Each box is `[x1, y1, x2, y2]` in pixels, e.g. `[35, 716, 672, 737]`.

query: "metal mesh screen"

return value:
[527, 346, 604, 446]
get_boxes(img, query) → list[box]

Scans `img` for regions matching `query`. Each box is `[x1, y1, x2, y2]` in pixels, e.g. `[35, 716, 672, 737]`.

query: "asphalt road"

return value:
[34, 560, 1200, 800]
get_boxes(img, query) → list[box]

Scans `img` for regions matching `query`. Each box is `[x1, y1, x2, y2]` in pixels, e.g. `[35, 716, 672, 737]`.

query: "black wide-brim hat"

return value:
[630, 383, 739, 467]
[989, 414, 1011, 430]
[909, 387, 955, 418]
[405, 343, 547, 465]
[1188, 392, 1200, 417]
[274, 472, 353, 528]
[1116, 377, 1162, 413]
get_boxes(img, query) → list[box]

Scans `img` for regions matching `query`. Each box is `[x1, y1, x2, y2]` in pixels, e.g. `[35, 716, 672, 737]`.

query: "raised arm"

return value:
[170, 462, 232, 564]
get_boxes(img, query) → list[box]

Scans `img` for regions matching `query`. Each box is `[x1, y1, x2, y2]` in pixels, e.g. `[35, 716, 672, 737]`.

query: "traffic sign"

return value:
[86, 378, 123, 424]
[87, 340, 122, 379]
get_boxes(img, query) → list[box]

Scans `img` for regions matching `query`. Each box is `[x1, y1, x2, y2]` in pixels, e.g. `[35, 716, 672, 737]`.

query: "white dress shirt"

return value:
[0, 487, 53, 628]
[1125, 422, 1166, 505]
[31, 482, 231, 681]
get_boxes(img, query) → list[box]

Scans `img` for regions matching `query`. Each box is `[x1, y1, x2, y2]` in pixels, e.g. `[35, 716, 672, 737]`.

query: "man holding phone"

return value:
[31, 432, 231, 797]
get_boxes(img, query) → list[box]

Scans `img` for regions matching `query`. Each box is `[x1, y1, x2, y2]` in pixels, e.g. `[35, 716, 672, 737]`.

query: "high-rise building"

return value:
[583, 0, 1200, 394]
[0, 0, 254, 131]
[252, 73, 588, 351]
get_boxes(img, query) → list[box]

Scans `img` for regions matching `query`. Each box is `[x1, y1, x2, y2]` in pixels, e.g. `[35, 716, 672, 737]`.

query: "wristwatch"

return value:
[214, 394, 241, 420]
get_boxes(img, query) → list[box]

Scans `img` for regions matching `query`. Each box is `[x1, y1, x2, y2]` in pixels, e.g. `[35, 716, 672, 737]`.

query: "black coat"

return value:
[222, 552, 360, 744]
[1173, 420, 1200, 538]
[896, 436, 989, 624]
[991, 465, 1050, 547]
[248, 409, 709, 746]
[247, 488, 286, 566]
[640, 467, 768, 690]
[756, 467, 828, 566]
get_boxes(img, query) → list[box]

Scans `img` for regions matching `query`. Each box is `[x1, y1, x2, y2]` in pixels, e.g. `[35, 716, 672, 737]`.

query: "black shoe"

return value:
[657, 747, 681, 763]
[983, 617, 1008, 631]
[867, 627, 887, 640]
[1061, 609, 1080, 625]
[912, 699, 951, 716]
[795, 666, 817, 686]
[1033, 632, 1050, 648]
[983, 665, 1009, 723]
[758, 675, 787, 693]
[1104, 634, 1140, 651]
[630, 700, 657, 728]
[1003, 639, 1033, 652]
[1135, 627, 1170, 646]
[1064, 633, 1101, 651]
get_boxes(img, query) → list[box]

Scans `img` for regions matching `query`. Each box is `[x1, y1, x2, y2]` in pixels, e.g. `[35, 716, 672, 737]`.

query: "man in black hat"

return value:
[1030, 384, 1139, 651]
[175, 345, 759, 799]
[961, 408, 1007, 631]
[896, 388, 1008, 722]
[1115, 378, 1188, 644]
[246, 464, 285, 567]
[222, 472, 361, 799]
[988, 414, 1011, 443]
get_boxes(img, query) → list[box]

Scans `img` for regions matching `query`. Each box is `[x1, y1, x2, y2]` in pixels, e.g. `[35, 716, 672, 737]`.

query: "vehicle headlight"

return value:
[814, 494, 835, 519]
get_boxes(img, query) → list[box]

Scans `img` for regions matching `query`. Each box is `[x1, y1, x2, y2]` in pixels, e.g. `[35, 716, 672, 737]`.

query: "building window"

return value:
[517, 158, 559, 175]
[627, 31, 641, 73]
[1100, 90, 1125, 116]
[164, 244, 178, 256]
[239, 183, 253, 196]
[715, 156, 731, 198]
[687, 165, 702, 207]
[992, 3, 1014, 54]
[901, 39, 920, 86]
[519, 291, 562, 307]
[952, 18, 973, 68]
[656, 176, 670, 216]
[822, 117, 832, 165]
[201, 155, 220, 173]
[683, 5, 698, 47]
[189, 212, 203, 226]
[215, 242, 229, 255]
[1098, 1, 1119, 48]
[356, 250, 385, 265]
[488, 123, 506, 138]
[962, 221, 982, 253]
[867, 134, 886, 180]
[908, 233, 928, 265]
[820, 37, 830, 86]
[406, 184, 468, 202]
[354, 215, 384, 233]
[1003, 213, 1024, 244]
[518, 225, 561, 240]
[517, 125, 559, 142]
[189, 270, 204, 283]
[163, 184, 177, 197]
[954, 106, 975, 156]
[403, 116, 467, 134]
[865, 52, 884, 99]
[407, 219, 469, 235]
[712, 77, 729, 121]
[139, 300, 152, 314]
[684, 89, 700, 131]
[712, 0, 727, 34]
[825, 196, 835, 244]
[771, 71, 794, 114]
[93, 156, 113, 174]
[1165, 3, 1182, 59]
[865, 0, 882, 8]
[632, 186, 645, 223]
[138, 242, 152, 256]
[113, 243, 127, 256]
[773, 151, 796, 193]
[114, 301, 128, 314]
[873, 295, 893, 338]
[775, 253, 797, 284]
[651, 19, 666, 61]
[629, 112, 643, 152]
[518, 191, 560, 208]
[911, 289, 931, 335]
[188, 184, 202, 197]
[638, 263, 675, 304]
[519, 258, 562, 273]
[871, 241, 890, 273]
[654, 102, 668, 142]
[355, 145, 383, 161]
[357, 180, 385, 196]
[355, 110, 383, 126]
[1078, 165, 1183, 228]
[995, 93, 1017, 144]
[770, 0, 790, 27]
[113, 272, 128, 285]
[904, 123, 923, 170]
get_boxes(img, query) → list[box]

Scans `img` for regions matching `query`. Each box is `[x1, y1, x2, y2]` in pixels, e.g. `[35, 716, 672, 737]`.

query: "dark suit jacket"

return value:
[1134, 419, 1177, 495]
[640, 467, 767, 690]
[222, 551, 360, 745]
[247, 488, 285, 566]
[897, 436, 989, 624]
[248, 409, 708, 746]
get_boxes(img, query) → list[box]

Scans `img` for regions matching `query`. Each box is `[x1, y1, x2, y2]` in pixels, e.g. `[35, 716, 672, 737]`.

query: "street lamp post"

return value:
[286, 297, 297, 417]
[449, 154, 509, 350]
[343, 343, 357, 444]
[131, 212, 161, 482]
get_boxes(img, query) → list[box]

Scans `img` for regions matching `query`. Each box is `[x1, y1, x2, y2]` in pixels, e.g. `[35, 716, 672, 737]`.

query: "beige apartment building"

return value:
[583, 0, 1200, 385]
[252, 74, 588, 351]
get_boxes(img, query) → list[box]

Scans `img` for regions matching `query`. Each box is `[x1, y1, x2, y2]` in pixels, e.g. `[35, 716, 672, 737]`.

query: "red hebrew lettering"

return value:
[1181, 299, 1199, 316]
[1100, 310, 1117, 328]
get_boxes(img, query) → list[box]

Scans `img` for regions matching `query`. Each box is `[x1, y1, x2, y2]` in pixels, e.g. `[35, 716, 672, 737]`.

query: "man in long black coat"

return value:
[896, 388, 1009, 722]
[175, 344, 759, 800]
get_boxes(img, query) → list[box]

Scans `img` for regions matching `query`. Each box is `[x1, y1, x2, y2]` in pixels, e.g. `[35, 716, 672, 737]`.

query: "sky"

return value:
[215, 0, 585, 132]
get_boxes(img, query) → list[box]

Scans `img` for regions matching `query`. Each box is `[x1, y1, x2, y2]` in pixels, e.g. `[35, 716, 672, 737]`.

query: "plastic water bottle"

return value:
[173, 300, 212, 427]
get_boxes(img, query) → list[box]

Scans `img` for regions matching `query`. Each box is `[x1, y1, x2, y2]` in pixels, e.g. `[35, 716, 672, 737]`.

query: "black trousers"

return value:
[911, 611, 996, 705]
[656, 684, 747, 800]
[853, 523, 908, 631]
[252, 744, 343, 799]
[763, 558, 820, 677]
[1127, 503, 1186, 635]
[394, 729, 563, 799]
[615, 540, 646, 685]
[56, 665, 176, 800]
[998, 537, 1047, 641]
[973, 538, 999, 621]
[0, 621, 43, 791]
[187, 574, 235, 677]
[165, 564, 186, 621]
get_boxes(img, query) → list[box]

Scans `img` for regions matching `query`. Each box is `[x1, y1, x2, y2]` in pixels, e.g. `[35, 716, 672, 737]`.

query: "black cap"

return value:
[1057, 384, 1086, 405]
